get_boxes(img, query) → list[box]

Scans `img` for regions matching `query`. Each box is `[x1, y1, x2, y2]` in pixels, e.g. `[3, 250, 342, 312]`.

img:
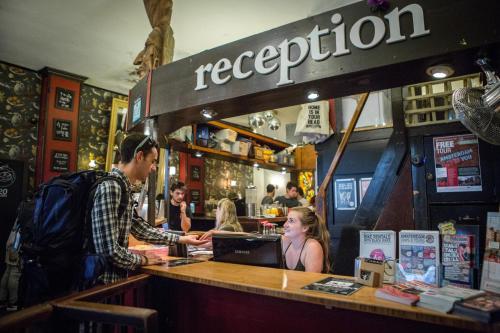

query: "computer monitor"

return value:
[212, 233, 283, 268]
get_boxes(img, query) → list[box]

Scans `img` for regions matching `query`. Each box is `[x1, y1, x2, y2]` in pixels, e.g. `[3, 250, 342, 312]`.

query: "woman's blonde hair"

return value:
[290, 207, 331, 273]
[216, 198, 243, 232]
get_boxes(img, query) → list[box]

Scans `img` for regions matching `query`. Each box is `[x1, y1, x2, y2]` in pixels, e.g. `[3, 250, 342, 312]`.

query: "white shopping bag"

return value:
[294, 101, 332, 143]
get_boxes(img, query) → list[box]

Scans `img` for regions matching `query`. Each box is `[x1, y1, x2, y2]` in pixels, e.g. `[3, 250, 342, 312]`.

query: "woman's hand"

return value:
[199, 229, 215, 241]
[179, 234, 210, 246]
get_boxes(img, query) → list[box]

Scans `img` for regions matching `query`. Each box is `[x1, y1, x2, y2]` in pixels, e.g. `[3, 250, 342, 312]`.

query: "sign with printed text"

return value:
[433, 134, 482, 193]
[334, 178, 357, 210]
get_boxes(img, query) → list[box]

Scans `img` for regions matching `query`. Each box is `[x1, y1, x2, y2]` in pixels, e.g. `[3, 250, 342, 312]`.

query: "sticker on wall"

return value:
[334, 178, 357, 210]
[433, 134, 482, 193]
[55, 87, 74, 111]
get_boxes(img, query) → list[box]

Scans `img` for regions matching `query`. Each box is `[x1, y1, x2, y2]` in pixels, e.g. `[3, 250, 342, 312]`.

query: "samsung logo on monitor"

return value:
[234, 250, 250, 255]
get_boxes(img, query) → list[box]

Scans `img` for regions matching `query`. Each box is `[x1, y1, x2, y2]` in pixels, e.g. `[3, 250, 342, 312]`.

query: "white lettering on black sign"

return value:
[194, 4, 430, 90]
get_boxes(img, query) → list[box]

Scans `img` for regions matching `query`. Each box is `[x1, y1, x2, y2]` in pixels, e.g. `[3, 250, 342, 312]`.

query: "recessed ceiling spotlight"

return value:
[426, 64, 454, 79]
[201, 107, 217, 119]
[307, 91, 319, 100]
[194, 151, 203, 158]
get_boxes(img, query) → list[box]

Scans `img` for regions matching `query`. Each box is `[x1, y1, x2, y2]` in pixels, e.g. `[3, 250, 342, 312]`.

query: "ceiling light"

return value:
[268, 117, 281, 131]
[201, 107, 217, 119]
[307, 91, 319, 100]
[426, 64, 454, 79]
[194, 151, 203, 158]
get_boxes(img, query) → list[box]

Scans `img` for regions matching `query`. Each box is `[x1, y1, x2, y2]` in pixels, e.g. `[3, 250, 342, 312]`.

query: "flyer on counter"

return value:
[433, 134, 482, 193]
[302, 277, 363, 296]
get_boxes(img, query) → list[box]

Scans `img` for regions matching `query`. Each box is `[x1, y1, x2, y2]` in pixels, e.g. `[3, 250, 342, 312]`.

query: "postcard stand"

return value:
[395, 259, 440, 287]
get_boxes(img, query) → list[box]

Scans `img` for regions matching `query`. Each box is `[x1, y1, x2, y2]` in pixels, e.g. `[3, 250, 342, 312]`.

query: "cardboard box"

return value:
[218, 141, 232, 152]
[354, 257, 384, 287]
[254, 146, 265, 160]
[231, 141, 251, 156]
[215, 129, 237, 143]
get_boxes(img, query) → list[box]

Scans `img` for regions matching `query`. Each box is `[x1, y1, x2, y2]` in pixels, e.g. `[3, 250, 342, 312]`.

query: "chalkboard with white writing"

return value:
[51, 151, 70, 172]
[53, 119, 72, 141]
[55, 87, 74, 111]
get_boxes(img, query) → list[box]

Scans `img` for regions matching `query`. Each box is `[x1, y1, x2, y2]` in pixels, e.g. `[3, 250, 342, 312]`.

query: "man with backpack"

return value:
[90, 133, 208, 284]
[19, 133, 208, 307]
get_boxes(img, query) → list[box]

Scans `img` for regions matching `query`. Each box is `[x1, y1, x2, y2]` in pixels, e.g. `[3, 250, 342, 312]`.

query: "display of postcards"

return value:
[454, 224, 481, 269]
[442, 264, 474, 286]
[398, 245, 438, 285]
[398, 230, 440, 285]
[302, 277, 363, 296]
[481, 212, 500, 293]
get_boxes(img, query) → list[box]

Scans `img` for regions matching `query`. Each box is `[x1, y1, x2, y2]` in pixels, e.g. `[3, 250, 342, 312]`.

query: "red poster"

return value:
[433, 134, 482, 193]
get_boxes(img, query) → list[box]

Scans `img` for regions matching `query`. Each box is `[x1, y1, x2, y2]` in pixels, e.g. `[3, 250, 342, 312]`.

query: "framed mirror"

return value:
[106, 98, 128, 171]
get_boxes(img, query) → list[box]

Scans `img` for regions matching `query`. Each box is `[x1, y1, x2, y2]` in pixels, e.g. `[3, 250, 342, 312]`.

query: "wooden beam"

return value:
[351, 88, 407, 229]
[316, 92, 369, 222]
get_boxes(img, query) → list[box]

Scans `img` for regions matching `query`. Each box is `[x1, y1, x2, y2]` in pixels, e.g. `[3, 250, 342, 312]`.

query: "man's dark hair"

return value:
[120, 133, 158, 164]
[286, 181, 298, 191]
[297, 187, 304, 196]
[266, 184, 275, 193]
[170, 181, 187, 193]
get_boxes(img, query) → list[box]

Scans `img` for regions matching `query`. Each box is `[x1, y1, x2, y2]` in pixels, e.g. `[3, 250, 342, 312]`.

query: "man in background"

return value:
[297, 187, 309, 206]
[169, 181, 192, 232]
[275, 181, 300, 208]
[261, 184, 275, 205]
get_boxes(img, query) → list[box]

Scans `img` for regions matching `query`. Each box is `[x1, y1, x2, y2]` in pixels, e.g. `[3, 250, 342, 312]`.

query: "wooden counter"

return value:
[143, 258, 497, 333]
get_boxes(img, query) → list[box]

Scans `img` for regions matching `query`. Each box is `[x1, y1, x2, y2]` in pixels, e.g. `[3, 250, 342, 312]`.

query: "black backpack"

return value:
[19, 170, 128, 307]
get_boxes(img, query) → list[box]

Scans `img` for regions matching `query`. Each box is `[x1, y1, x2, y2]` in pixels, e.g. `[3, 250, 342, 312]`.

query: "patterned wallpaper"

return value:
[77, 86, 127, 171]
[0, 62, 41, 192]
[204, 158, 253, 201]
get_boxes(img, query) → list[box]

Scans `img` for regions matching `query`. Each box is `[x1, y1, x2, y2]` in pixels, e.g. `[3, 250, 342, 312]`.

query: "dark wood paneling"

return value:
[409, 135, 429, 230]
[375, 156, 414, 231]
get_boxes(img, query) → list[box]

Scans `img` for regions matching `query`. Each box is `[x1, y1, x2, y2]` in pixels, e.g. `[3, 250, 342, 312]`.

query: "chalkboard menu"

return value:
[51, 151, 70, 172]
[55, 87, 74, 111]
[53, 119, 72, 141]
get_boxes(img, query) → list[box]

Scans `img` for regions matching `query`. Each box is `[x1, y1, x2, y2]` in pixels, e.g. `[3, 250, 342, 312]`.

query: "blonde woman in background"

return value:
[200, 198, 244, 240]
[282, 207, 331, 273]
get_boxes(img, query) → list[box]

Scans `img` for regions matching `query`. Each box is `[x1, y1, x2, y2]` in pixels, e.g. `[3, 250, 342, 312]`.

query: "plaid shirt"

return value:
[91, 168, 179, 284]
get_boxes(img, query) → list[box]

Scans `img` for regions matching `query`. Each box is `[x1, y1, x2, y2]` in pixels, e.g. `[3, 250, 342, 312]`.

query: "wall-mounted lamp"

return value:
[201, 107, 217, 119]
[169, 166, 177, 176]
[307, 91, 319, 100]
[194, 151, 203, 158]
[88, 152, 97, 169]
[253, 163, 259, 168]
[230, 180, 237, 187]
[426, 64, 454, 79]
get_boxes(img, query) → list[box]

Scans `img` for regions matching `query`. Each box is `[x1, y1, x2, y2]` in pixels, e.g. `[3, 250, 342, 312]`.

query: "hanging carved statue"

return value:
[133, 0, 175, 79]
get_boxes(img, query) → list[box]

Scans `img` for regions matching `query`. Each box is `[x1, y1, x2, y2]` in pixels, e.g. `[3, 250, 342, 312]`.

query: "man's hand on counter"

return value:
[141, 253, 165, 266]
[179, 234, 210, 246]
